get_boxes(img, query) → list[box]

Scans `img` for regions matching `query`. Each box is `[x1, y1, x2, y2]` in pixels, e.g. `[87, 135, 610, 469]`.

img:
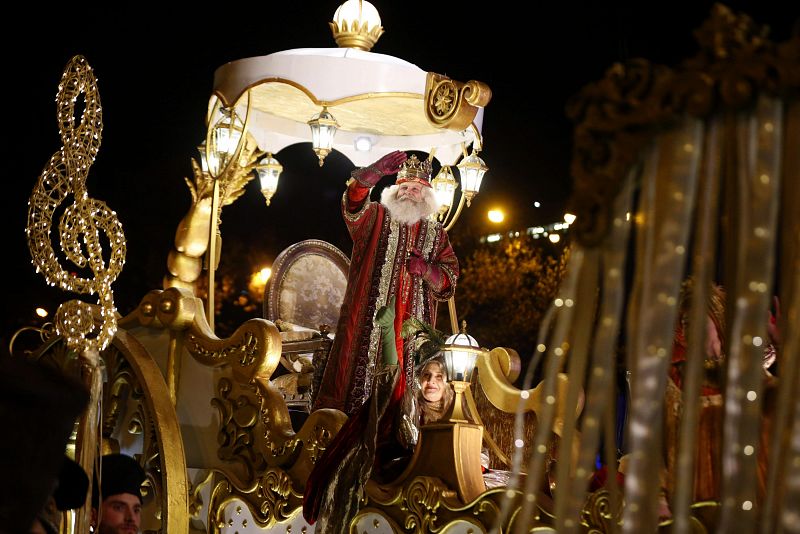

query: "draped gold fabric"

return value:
[491, 5, 800, 533]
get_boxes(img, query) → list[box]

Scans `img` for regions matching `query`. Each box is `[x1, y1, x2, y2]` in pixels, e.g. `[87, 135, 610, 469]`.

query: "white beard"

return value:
[380, 185, 439, 225]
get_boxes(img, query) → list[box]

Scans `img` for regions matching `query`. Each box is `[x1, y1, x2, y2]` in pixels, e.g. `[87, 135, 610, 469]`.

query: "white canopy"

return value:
[211, 47, 485, 167]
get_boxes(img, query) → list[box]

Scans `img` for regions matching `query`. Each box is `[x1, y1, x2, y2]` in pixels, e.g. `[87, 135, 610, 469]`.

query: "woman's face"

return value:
[420, 362, 446, 403]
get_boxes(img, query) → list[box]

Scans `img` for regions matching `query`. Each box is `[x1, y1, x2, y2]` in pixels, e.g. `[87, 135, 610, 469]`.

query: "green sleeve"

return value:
[374, 296, 397, 366]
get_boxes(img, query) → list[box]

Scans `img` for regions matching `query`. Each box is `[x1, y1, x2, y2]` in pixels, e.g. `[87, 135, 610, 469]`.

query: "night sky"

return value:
[3, 2, 796, 347]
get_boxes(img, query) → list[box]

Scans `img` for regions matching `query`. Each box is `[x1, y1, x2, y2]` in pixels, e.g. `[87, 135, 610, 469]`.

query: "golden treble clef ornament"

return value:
[26, 55, 126, 352]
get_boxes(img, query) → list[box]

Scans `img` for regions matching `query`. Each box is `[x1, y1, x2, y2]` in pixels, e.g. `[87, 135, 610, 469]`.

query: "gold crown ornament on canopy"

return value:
[329, 0, 385, 51]
[396, 154, 433, 186]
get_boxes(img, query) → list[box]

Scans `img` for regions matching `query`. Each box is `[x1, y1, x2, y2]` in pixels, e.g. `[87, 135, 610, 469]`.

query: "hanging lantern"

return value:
[431, 165, 458, 220]
[308, 106, 339, 166]
[456, 150, 488, 207]
[255, 152, 283, 206]
[207, 108, 244, 177]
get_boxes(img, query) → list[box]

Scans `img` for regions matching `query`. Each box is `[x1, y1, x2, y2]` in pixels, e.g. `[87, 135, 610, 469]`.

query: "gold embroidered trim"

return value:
[366, 215, 398, 394]
[342, 189, 370, 223]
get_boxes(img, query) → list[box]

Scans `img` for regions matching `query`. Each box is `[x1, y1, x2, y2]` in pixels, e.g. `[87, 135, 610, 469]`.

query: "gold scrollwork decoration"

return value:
[580, 488, 622, 533]
[185, 317, 282, 382]
[365, 475, 559, 532]
[189, 470, 214, 518]
[253, 379, 299, 460]
[301, 420, 339, 465]
[213, 377, 270, 480]
[565, 4, 800, 247]
[401, 476, 452, 532]
[190, 331, 259, 367]
[256, 469, 295, 524]
[26, 55, 125, 352]
[101, 347, 138, 440]
[209, 467, 303, 530]
[207, 333, 346, 485]
[425, 72, 492, 131]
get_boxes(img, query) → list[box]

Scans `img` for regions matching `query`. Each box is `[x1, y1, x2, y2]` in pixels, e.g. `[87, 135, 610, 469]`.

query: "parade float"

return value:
[18, 2, 799, 532]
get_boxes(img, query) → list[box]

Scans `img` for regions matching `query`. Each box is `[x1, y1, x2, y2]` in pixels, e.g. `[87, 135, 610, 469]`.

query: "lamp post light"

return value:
[441, 321, 485, 423]
[254, 152, 283, 206]
[442, 146, 489, 333]
[202, 104, 249, 331]
[308, 106, 339, 166]
[207, 107, 245, 177]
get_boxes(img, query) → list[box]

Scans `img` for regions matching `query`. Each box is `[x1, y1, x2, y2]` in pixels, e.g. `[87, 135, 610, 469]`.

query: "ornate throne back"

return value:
[263, 239, 350, 411]
[264, 239, 349, 330]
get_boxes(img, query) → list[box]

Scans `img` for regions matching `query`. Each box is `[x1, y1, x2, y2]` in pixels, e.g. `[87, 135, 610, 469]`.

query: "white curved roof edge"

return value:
[213, 47, 428, 105]
[242, 105, 483, 167]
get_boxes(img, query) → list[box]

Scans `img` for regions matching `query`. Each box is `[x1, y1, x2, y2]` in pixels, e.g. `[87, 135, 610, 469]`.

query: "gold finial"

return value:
[329, 0, 384, 51]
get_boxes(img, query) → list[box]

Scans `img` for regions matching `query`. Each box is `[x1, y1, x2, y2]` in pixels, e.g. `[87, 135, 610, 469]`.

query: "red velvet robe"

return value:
[312, 180, 459, 416]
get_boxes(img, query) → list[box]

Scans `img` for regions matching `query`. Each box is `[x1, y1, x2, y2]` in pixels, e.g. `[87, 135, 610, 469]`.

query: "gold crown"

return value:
[397, 155, 433, 182]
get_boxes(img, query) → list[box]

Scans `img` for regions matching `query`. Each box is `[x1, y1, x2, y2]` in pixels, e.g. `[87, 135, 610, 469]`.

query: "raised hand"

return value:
[373, 150, 407, 176]
[352, 151, 407, 187]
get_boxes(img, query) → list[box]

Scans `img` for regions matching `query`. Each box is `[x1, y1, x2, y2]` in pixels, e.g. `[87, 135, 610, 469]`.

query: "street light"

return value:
[487, 209, 504, 223]
[248, 266, 272, 297]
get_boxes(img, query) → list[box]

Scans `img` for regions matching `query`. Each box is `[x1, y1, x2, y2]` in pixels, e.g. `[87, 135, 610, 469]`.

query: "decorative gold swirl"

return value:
[301, 419, 340, 465]
[425, 72, 492, 131]
[209, 467, 303, 529]
[101, 347, 138, 440]
[256, 470, 294, 524]
[364, 475, 558, 533]
[253, 379, 299, 459]
[402, 477, 449, 532]
[213, 369, 348, 485]
[189, 470, 214, 518]
[213, 377, 272, 480]
[580, 488, 622, 533]
[183, 311, 282, 383]
[26, 55, 125, 352]
[189, 331, 261, 367]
